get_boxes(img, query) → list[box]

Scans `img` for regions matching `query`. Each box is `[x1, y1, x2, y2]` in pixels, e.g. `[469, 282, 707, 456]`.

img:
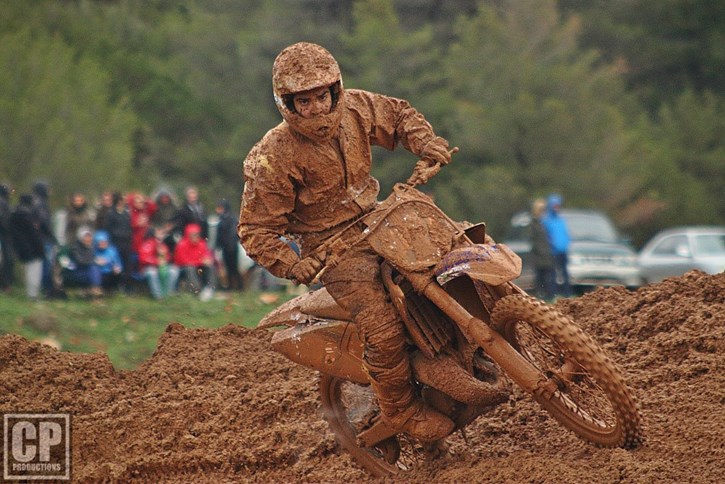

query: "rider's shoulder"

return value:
[252, 123, 300, 154]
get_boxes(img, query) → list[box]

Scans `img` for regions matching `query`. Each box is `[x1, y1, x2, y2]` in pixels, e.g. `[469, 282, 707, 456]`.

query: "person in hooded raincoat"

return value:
[174, 223, 216, 301]
[542, 193, 572, 297]
[93, 230, 123, 290]
[238, 42, 455, 441]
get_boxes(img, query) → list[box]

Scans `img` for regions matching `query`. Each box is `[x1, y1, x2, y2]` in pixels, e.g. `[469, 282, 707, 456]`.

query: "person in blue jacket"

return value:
[93, 230, 123, 291]
[542, 193, 572, 297]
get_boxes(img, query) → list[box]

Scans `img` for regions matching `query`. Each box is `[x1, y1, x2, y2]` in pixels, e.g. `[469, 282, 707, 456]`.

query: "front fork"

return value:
[405, 271, 550, 397]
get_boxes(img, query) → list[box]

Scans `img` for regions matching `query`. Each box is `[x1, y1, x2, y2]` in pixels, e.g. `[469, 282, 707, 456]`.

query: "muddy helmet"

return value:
[272, 42, 345, 142]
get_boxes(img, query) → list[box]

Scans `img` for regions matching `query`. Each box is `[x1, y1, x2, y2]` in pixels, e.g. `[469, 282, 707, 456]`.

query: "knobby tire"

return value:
[490, 295, 644, 448]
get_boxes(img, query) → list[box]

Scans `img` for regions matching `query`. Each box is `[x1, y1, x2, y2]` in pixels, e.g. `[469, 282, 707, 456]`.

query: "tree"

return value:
[0, 28, 137, 203]
[436, 0, 646, 235]
[339, 0, 451, 195]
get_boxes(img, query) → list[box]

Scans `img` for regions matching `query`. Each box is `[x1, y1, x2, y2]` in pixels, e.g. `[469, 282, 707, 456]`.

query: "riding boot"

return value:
[365, 358, 454, 442]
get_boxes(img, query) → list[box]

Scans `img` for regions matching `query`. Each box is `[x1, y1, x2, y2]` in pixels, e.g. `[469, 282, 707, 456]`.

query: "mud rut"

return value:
[1, 271, 723, 483]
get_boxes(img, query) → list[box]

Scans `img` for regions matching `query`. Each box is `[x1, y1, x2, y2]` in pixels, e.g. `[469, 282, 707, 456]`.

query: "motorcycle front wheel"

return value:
[319, 374, 446, 477]
[490, 295, 644, 448]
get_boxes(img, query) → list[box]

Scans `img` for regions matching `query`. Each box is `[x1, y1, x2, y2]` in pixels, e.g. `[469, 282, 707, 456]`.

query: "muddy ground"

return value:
[1, 270, 723, 483]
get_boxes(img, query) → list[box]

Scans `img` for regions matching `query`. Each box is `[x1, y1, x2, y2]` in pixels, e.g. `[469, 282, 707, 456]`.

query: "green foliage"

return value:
[559, 0, 725, 112]
[0, 27, 137, 201]
[642, 91, 725, 227]
[439, 0, 648, 234]
[0, 0, 722, 245]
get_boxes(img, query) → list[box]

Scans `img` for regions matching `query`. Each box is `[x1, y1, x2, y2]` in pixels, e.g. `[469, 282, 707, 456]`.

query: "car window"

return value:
[562, 213, 618, 243]
[652, 235, 689, 256]
[693, 234, 725, 256]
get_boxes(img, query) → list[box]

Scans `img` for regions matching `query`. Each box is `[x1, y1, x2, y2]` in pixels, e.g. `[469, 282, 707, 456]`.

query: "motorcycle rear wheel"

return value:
[490, 295, 643, 448]
[319, 374, 444, 477]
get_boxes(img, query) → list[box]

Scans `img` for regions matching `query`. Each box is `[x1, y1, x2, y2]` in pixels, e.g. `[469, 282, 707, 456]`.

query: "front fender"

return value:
[434, 243, 522, 286]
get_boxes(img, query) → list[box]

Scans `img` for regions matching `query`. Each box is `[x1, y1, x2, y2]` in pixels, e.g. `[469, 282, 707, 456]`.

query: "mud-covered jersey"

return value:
[238, 89, 442, 279]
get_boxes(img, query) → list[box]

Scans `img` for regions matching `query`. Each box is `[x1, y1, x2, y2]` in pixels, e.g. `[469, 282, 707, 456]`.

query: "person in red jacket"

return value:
[138, 227, 179, 299]
[173, 223, 216, 301]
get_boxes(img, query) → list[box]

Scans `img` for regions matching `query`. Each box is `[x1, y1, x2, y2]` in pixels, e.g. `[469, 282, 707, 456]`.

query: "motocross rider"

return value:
[238, 42, 454, 442]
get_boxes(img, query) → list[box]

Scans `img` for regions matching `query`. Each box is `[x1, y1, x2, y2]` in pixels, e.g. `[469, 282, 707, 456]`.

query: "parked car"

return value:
[638, 226, 725, 283]
[504, 209, 642, 294]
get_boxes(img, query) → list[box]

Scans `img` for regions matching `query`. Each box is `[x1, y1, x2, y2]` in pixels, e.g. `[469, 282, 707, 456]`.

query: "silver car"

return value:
[505, 209, 642, 294]
[638, 226, 725, 283]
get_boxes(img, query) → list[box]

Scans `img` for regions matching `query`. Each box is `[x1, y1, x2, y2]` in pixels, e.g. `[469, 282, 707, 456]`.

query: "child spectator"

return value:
[138, 227, 179, 300]
[174, 223, 216, 301]
[93, 230, 123, 291]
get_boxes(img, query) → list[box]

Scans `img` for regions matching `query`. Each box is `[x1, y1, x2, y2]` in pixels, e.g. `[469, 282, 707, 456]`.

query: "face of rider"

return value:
[293, 86, 333, 119]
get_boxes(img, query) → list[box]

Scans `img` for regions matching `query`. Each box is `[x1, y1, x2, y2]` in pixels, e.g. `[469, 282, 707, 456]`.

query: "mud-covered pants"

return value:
[301, 223, 415, 419]
[323, 243, 416, 417]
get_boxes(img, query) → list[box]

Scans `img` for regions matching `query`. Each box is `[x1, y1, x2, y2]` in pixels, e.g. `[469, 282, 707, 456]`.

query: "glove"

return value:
[288, 257, 322, 285]
[407, 159, 441, 186]
[420, 136, 451, 166]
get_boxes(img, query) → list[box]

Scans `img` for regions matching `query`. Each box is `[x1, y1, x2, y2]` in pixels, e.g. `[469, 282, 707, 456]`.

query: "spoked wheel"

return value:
[319, 374, 446, 477]
[490, 295, 644, 448]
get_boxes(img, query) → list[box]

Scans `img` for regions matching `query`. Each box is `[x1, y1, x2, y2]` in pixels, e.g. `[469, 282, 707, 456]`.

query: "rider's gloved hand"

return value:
[420, 136, 451, 166]
[288, 257, 322, 285]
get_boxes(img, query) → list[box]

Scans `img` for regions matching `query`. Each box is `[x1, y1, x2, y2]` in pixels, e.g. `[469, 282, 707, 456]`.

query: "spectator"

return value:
[529, 198, 555, 301]
[31, 180, 59, 295]
[10, 194, 45, 300]
[104, 192, 134, 292]
[94, 191, 115, 230]
[542, 193, 572, 297]
[176, 186, 208, 240]
[151, 188, 179, 252]
[138, 227, 179, 300]
[93, 230, 123, 291]
[174, 223, 216, 301]
[64, 192, 96, 247]
[0, 183, 15, 291]
[64, 227, 103, 298]
[128, 192, 157, 256]
[214, 199, 242, 290]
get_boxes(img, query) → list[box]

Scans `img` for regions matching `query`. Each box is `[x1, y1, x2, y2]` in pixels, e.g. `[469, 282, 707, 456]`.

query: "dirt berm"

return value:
[1, 271, 723, 483]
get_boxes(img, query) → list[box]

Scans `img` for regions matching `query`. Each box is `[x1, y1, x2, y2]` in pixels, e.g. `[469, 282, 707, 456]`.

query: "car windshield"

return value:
[562, 213, 618, 243]
[694, 234, 725, 256]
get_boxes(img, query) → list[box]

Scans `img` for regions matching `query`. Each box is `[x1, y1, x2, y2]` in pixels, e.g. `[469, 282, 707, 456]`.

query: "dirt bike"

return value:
[257, 156, 644, 477]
